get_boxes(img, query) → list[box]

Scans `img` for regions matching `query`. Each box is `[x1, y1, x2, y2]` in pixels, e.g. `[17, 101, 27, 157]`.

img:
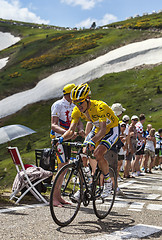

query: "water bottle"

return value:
[84, 166, 92, 184]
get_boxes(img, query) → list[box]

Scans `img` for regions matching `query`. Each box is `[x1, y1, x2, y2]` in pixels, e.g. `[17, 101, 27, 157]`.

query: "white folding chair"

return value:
[8, 146, 52, 204]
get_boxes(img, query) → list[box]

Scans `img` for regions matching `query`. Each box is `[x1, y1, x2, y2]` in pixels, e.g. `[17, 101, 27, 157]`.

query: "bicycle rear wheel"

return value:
[50, 163, 82, 226]
[93, 167, 117, 219]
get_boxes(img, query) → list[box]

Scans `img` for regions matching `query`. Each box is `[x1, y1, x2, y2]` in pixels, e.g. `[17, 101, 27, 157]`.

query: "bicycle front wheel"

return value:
[93, 167, 117, 219]
[50, 163, 82, 226]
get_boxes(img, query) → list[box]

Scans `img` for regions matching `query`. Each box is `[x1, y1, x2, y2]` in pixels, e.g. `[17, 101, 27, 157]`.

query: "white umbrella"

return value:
[0, 124, 36, 144]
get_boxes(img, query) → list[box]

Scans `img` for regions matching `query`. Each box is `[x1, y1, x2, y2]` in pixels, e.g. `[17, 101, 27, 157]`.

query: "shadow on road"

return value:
[56, 211, 135, 236]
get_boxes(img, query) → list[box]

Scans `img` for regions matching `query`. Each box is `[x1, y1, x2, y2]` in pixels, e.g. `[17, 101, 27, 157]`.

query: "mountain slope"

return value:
[0, 37, 162, 119]
[0, 14, 161, 99]
[0, 13, 162, 188]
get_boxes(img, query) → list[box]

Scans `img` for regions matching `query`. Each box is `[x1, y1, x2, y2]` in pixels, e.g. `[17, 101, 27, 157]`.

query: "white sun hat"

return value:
[111, 103, 126, 116]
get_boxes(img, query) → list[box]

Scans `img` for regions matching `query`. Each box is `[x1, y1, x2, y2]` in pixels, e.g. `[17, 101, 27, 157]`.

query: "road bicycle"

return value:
[50, 139, 117, 227]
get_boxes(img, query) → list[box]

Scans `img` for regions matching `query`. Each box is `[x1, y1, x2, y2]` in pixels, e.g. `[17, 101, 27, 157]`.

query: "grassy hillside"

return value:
[0, 64, 162, 189]
[106, 12, 162, 30]
[0, 13, 162, 190]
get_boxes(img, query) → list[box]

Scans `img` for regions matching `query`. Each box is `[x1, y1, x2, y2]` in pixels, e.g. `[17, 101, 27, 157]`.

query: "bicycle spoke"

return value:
[93, 167, 117, 219]
[50, 163, 82, 226]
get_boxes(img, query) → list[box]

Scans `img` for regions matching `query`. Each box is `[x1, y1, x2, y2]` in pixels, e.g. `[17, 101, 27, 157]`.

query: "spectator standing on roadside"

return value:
[124, 115, 138, 178]
[122, 115, 130, 136]
[154, 128, 162, 170]
[131, 114, 146, 177]
[141, 123, 152, 171]
[142, 128, 156, 173]
[117, 122, 127, 182]
[121, 114, 130, 171]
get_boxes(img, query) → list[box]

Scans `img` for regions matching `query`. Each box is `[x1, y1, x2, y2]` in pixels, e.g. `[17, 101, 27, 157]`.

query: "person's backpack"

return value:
[40, 148, 51, 170]
[39, 148, 55, 184]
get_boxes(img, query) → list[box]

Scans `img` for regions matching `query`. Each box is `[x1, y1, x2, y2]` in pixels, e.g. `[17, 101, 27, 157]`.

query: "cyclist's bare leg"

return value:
[95, 145, 117, 188]
[82, 148, 97, 176]
[89, 158, 97, 175]
[94, 145, 109, 175]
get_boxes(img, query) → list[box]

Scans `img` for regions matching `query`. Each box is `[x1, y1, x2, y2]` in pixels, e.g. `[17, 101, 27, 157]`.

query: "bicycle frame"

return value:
[60, 143, 94, 203]
[50, 139, 117, 226]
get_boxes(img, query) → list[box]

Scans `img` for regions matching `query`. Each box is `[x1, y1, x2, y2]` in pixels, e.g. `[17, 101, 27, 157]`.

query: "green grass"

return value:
[89, 65, 162, 129]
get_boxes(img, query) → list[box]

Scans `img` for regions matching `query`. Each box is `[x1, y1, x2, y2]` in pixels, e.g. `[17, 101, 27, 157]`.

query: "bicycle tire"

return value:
[93, 167, 117, 219]
[50, 163, 82, 226]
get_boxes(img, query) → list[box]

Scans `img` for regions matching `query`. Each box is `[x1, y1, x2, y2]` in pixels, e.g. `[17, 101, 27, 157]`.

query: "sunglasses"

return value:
[121, 125, 126, 127]
[132, 119, 138, 121]
[73, 100, 85, 106]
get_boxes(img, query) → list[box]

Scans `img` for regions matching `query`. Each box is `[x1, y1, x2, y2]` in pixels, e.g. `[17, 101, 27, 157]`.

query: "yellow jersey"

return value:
[71, 100, 119, 134]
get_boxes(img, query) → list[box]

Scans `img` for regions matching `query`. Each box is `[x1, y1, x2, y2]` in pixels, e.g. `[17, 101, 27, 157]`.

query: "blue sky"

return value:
[0, 0, 161, 28]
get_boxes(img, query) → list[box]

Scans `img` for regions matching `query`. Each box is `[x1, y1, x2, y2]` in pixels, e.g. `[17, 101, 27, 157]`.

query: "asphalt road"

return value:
[0, 169, 162, 240]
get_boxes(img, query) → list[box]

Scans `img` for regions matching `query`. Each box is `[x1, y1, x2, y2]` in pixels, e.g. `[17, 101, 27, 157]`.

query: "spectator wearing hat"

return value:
[131, 114, 146, 177]
[111, 103, 126, 119]
[124, 115, 138, 178]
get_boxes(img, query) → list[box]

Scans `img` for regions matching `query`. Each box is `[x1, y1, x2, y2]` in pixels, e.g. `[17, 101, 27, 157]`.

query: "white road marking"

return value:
[119, 181, 135, 188]
[127, 184, 149, 189]
[88, 224, 162, 240]
[0, 203, 48, 213]
[157, 186, 162, 191]
[147, 204, 162, 211]
[113, 200, 129, 208]
[145, 194, 161, 200]
[128, 202, 145, 211]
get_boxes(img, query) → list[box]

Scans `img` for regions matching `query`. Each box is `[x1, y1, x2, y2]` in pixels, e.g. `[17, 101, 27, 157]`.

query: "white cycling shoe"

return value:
[101, 181, 112, 198]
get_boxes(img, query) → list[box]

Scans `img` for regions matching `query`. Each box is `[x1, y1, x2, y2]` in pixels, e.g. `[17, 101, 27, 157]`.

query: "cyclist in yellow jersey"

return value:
[59, 83, 119, 198]
[71, 99, 118, 138]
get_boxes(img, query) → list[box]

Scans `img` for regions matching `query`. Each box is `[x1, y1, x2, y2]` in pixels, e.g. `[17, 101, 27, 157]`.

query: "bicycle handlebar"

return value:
[52, 138, 84, 148]
[52, 138, 95, 158]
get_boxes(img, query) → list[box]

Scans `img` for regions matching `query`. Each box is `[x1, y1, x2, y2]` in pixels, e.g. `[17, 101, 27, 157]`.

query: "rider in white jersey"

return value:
[51, 94, 75, 163]
[51, 97, 75, 137]
[51, 84, 84, 206]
